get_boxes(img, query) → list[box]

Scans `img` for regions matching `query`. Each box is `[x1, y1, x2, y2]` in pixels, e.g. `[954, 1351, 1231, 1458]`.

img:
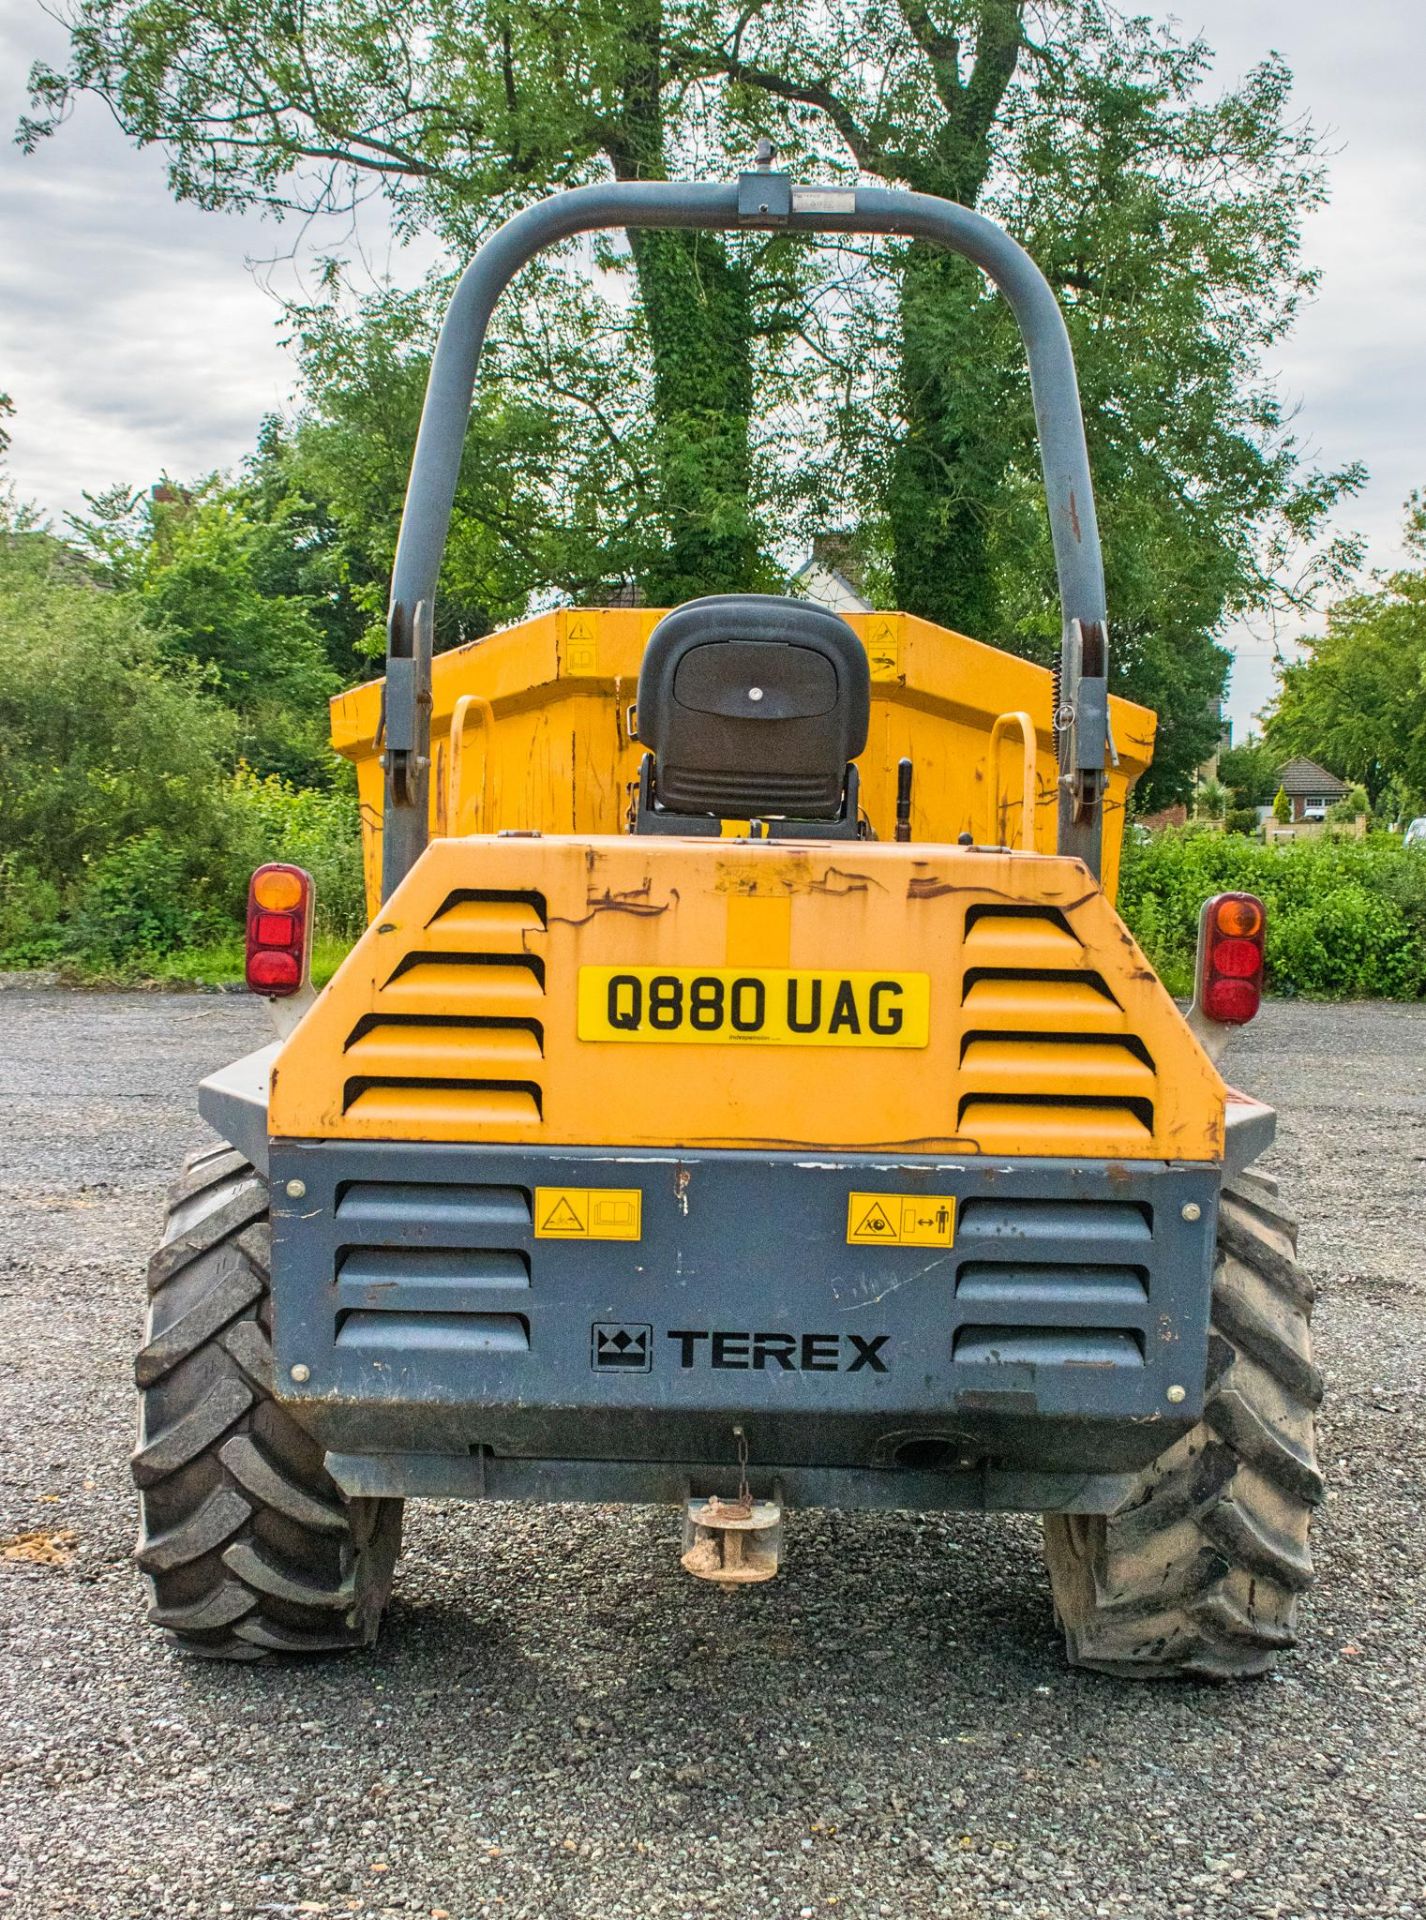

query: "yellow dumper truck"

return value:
[133, 161, 1319, 1677]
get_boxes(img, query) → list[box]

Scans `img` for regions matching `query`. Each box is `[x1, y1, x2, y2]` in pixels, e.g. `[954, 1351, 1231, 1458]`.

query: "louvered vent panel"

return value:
[958, 907, 1157, 1153]
[341, 891, 547, 1127]
[952, 1195, 1153, 1361]
[331, 1179, 534, 1358]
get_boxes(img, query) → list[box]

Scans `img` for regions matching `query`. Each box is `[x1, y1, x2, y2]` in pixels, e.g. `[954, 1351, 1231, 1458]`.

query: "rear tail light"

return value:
[246, 864, 313, 998]
[1195, 892, 1265, 1025]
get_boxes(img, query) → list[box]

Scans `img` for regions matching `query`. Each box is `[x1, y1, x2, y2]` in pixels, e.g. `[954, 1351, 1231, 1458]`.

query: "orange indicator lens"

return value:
[1215, 896, 1263, 938]
[253, 867, 305, 912]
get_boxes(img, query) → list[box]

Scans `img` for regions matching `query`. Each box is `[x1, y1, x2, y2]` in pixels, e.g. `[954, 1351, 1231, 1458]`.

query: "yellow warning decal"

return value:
[865, 617, 901, 680]
[534, 1187, 643, 1240]
[847, 1192, 956, 1247]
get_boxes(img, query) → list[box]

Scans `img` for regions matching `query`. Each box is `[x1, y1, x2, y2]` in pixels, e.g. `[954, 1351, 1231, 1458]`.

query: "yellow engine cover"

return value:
[270, 836, 1224, 1162]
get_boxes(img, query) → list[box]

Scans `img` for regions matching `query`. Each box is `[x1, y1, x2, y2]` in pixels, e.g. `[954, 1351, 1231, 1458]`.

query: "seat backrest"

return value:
[636, 595, 870, 819]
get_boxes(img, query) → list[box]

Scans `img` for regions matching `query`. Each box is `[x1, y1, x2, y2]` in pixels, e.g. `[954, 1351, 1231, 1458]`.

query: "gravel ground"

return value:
[0, 989, 1423, 1920]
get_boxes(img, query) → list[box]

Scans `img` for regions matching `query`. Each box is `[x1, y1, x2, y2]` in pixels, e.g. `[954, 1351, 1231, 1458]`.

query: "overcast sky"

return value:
[3, 0, 1423, 731]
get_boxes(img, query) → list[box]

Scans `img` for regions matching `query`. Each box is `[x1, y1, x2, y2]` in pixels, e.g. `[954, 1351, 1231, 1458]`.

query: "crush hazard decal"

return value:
[577, 966, 930, 1047]
[846, 1192, 956, 1247]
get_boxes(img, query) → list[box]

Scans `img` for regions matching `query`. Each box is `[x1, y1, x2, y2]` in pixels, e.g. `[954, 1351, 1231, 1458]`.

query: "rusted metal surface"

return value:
[681, 1495, 783, 1586]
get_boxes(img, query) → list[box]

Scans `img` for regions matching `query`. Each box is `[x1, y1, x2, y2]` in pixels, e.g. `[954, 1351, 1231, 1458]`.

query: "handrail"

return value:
[986, 710, 1039, 851]
[446, 694, 495, 837]
[381, 166, 1109, 897]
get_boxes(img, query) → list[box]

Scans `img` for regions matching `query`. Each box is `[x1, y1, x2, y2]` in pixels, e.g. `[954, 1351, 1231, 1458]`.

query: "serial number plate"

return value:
[577, 967, 930, 1046]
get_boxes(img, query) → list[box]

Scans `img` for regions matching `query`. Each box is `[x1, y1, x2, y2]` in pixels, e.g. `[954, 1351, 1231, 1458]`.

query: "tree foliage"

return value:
[24, 0, 1366, 804]
[23, 0, 770, 597]
[1217, 738, 1279, 811]
[0, 503, 364, 969]
[66, 481, 339, 782]
[1268, 498, 1426, 804]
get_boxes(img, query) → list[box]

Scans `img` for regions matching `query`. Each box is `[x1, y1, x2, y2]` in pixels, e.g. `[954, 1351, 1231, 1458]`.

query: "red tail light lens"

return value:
[1196, 892, 1265, 1025]
[246, 864, 313, 998]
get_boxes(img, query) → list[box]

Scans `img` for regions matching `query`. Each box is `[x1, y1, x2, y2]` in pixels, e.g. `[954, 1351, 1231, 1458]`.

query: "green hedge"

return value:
[1119, 827, 1426, 999]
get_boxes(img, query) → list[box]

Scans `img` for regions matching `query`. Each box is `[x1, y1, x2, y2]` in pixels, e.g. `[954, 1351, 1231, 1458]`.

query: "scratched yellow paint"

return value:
[270, 836, 1224, 1160]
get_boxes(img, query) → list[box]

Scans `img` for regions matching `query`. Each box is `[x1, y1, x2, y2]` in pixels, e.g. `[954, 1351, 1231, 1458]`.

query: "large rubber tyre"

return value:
[1043, 1168, 1323, 1679]
[132, 1144, 403, 1659]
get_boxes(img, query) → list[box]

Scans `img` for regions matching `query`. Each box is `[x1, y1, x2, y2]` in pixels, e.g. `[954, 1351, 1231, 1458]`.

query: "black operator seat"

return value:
[635, 595, 870, 831]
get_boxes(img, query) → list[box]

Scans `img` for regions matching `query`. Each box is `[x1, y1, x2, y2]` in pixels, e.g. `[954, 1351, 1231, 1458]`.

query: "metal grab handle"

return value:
[446, 694, 495, 836]
[382, 172, 1109, 898]
[985, 711, 1039, 851]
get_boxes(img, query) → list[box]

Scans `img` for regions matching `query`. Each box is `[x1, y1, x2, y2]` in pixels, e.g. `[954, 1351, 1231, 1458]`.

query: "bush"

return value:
[0, 531, 237, 885]
[221, 764, 365, 938]
[0, 851, 63, 964]
[1327, 782, 1370, 824]
[1119, 827, 1426, 1000]
[1225, 808, 1260, 836]
[0, 527, 364, 978]
[68, 829, 230, 969]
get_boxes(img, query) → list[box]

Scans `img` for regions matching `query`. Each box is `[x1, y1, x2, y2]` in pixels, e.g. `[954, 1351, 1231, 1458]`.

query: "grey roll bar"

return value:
[381, 168, 1110, 897]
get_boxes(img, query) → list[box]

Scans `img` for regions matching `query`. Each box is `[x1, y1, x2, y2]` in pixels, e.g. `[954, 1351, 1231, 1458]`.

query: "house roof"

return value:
[1276, 756, 1350, 798]
[791, 555, 874, 614]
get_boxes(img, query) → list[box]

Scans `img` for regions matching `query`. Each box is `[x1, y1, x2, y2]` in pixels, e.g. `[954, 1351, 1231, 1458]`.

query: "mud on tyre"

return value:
[133, 1144, 402, 1659]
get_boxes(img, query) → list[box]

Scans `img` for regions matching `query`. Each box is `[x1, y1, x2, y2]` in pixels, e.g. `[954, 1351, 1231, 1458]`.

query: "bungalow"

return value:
[1275, 756, 1350, 823]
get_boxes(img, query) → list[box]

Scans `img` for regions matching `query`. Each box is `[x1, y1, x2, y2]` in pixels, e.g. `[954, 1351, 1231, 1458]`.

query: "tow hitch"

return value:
[681, 1491, 783, 1585]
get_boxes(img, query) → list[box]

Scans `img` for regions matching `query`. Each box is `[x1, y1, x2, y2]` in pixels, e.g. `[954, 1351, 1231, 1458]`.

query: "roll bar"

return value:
[381, 163, 1110, 896]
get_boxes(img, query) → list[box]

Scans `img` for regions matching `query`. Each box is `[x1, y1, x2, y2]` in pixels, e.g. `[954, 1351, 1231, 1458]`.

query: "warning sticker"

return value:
[534, 1186, 642, 1240]
[564, 615, 598, 676]
[846, 1192, 956, 1248]
[865, 618, 901, 680]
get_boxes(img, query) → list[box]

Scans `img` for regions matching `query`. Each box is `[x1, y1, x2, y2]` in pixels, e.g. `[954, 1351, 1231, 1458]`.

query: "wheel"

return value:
[132, 1143, 402, 1659]
[1043, 1167, 1323, 1679]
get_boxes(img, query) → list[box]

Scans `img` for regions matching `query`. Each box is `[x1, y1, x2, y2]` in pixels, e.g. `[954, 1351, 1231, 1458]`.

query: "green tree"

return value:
[67, 481, 339, 782]
[1272, 786, 1290, 823]
[1194, 777, 1226, 823]
[270, 268, 672, 659]
[1327, 782, 1369, 824]
[26, 1, 1363, 807]
[0, 514, 239, 948]
[1218, 738, 1279, 811]
[1268, 497, 1426, 802]
[713, 2, 1362, 800]
[22, 0, 768, 601]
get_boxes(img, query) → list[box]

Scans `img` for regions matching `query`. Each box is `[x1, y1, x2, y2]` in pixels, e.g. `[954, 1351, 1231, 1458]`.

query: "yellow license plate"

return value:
[577, 967, 930, 1047]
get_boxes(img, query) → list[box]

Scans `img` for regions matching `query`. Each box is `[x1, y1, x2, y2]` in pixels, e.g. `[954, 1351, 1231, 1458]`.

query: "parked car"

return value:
[1404, 817, 1426, 849]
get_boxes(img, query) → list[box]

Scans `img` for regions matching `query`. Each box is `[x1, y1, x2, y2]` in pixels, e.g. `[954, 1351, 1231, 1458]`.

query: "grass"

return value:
[144, 933, 354, 990]
[2, 932, 358, 991]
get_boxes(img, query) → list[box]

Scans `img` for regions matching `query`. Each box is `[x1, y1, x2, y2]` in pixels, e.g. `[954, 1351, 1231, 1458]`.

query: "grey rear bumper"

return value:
[268, 1139, 1222, 1511]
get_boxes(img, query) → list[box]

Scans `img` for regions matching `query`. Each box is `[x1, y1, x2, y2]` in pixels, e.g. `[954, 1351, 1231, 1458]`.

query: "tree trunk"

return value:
[606, 0, 760, 603]
[887, 1, 1025, 639]
[888, 245, 1006, 638]
[625, 229, 759, 603]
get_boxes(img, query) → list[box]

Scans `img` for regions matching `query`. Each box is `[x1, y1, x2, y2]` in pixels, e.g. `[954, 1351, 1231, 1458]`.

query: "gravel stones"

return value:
[0, 990, 1423, 1918]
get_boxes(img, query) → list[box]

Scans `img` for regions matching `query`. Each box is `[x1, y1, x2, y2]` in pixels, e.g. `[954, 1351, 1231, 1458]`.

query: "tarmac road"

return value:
[0, 989, 1423, 1920]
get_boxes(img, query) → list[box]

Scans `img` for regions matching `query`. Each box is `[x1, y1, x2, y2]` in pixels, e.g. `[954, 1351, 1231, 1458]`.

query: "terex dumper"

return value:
[133, 162, 1320, 1678]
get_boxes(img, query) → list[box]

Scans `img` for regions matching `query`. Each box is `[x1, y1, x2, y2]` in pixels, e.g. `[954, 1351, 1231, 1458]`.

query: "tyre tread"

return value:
[133, 1153, 401, 1661]
[1044, 1172, 1321, 1679]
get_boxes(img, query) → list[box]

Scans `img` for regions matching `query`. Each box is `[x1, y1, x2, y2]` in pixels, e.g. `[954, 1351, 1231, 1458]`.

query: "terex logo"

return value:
[667, 1330, 889, 1373]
